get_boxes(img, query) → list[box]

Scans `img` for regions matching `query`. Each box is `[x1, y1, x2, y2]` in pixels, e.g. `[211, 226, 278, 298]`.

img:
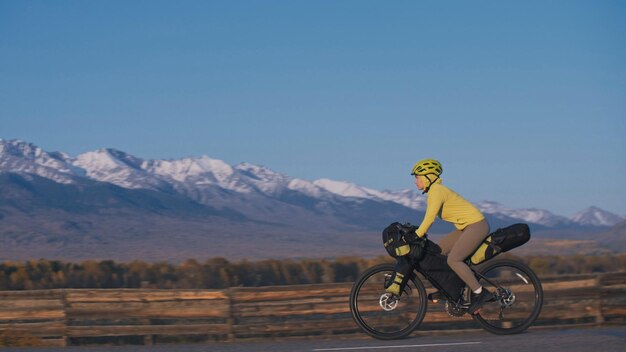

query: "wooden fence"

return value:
[1, 272, 625, 346]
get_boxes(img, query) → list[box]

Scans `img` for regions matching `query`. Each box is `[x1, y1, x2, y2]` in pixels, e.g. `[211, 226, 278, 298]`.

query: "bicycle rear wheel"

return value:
[349, 263, 427, 340]
[472, 259, 543, 334]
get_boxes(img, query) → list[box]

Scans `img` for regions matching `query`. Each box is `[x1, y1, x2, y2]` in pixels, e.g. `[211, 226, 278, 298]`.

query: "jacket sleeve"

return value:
[415, 187, 444, 237]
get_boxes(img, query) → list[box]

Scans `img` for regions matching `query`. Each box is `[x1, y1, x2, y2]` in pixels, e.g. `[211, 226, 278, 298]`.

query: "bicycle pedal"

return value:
[427, 291, 444, 304]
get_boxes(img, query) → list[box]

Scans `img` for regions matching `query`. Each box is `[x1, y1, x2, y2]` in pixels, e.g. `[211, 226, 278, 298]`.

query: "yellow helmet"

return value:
[411, 159, 443, 176]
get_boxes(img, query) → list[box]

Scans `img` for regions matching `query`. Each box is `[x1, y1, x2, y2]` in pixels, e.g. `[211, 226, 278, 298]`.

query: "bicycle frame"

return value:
[414, 266, 465, 306]
[350, 258, 543, 339]
[414, 261, 502, 308]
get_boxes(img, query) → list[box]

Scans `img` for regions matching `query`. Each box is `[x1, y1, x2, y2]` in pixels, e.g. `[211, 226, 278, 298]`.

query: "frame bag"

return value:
[416, 240, 466, 302]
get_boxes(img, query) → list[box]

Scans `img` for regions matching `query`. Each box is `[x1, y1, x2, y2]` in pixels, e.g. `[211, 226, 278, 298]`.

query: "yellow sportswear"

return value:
[415, 181, 485, 238]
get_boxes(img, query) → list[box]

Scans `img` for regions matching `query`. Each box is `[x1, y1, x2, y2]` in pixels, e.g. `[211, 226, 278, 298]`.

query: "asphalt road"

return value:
[3, 326, 625, 352]
[214, 326, 626, 352]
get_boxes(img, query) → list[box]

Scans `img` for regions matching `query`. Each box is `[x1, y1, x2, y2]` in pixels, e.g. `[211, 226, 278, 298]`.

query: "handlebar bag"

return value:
[382, 222, 411, 257]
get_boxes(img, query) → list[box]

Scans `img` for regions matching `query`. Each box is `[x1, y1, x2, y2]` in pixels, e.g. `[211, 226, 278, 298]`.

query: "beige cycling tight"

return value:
[438, 219, 490, 291]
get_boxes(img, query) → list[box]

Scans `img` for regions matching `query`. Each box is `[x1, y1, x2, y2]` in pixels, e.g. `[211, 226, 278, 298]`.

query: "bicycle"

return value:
[349, 225, 543, 340]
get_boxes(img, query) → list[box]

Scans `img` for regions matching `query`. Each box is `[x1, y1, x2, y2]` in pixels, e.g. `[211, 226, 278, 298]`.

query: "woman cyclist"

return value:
[387, 159, 493, 314]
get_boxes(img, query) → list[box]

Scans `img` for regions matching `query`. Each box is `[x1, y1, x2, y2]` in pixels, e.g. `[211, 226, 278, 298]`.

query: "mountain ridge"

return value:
[1, 138, 624, 261]
[2, 138, 621, 226]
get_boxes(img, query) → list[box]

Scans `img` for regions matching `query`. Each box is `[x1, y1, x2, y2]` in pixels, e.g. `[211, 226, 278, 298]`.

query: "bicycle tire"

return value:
[472, 258, 543, 334]
[349, 263, 428, 340]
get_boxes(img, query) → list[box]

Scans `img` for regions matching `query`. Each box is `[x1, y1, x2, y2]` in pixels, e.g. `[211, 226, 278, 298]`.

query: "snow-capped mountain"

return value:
[312, 179, 426, 209]
[0, 138, 621, 229]
[234, 162, 291, 195]
[0, 139, 80, 184]
[3, 138, 626, 261]
[73, 149, 172, 190]
[571, 206, 625, 227]
[476, 200, 575, 227]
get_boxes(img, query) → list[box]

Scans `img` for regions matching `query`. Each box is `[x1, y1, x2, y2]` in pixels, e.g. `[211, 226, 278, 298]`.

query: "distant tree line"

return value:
[1, 254, 625, 290]
[0, 257, 386, 290]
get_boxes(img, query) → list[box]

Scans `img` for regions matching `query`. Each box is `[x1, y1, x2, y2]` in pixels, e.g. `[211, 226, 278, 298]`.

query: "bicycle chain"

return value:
[444, 301, 505, 320]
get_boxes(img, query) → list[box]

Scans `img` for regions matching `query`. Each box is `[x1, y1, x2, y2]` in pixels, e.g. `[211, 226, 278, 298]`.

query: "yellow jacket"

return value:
[415, 180, 485, 237]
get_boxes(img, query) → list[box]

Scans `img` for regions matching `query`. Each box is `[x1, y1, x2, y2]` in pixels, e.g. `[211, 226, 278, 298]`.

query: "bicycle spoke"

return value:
[472, 260, 543, 334]
[350, 264, 427, 339]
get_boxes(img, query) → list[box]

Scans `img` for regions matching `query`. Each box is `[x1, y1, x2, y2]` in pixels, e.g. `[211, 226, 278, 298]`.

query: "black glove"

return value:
[399, 223, 422, 243]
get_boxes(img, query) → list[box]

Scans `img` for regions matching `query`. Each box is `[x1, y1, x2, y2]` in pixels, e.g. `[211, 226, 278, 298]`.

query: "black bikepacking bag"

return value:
[382, 222, 415, 258]
[470, 223, 531, 265]
[415, 240, 466, 302]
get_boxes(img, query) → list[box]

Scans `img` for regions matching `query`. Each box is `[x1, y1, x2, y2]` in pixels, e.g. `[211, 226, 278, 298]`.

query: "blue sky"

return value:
[1, 1, 625, 216]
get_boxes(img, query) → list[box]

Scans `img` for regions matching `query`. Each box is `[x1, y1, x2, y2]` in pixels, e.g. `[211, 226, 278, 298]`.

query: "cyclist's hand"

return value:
[399, 223, 422, 243]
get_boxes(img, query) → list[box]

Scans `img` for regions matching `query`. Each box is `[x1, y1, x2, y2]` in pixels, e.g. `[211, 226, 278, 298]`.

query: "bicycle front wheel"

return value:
[472, 259, 543, 334]
[349, 263, 427, 340]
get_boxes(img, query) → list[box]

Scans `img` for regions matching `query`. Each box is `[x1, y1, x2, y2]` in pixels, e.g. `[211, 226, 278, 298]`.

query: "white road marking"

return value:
[313, 341, 482, 351]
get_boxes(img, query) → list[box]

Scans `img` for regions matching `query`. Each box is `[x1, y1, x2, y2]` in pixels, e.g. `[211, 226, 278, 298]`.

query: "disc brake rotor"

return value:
[476, 288, 517, 321]
[499, 288, 516, 308]
[379, 293, 399, 311]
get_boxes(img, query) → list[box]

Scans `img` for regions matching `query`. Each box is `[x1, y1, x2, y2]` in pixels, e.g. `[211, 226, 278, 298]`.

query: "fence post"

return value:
[594, 274, 605, 324]
[61, 289, 69, 347]
[225, 288, 235, 342]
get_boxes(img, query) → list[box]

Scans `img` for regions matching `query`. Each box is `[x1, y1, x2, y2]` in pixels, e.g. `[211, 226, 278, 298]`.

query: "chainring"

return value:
[445, 301, 467, 317]
[444, 295, 509, 320]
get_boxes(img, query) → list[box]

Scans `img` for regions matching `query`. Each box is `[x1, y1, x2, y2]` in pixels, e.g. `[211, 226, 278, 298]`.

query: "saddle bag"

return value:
[470, 223, 531, 265]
